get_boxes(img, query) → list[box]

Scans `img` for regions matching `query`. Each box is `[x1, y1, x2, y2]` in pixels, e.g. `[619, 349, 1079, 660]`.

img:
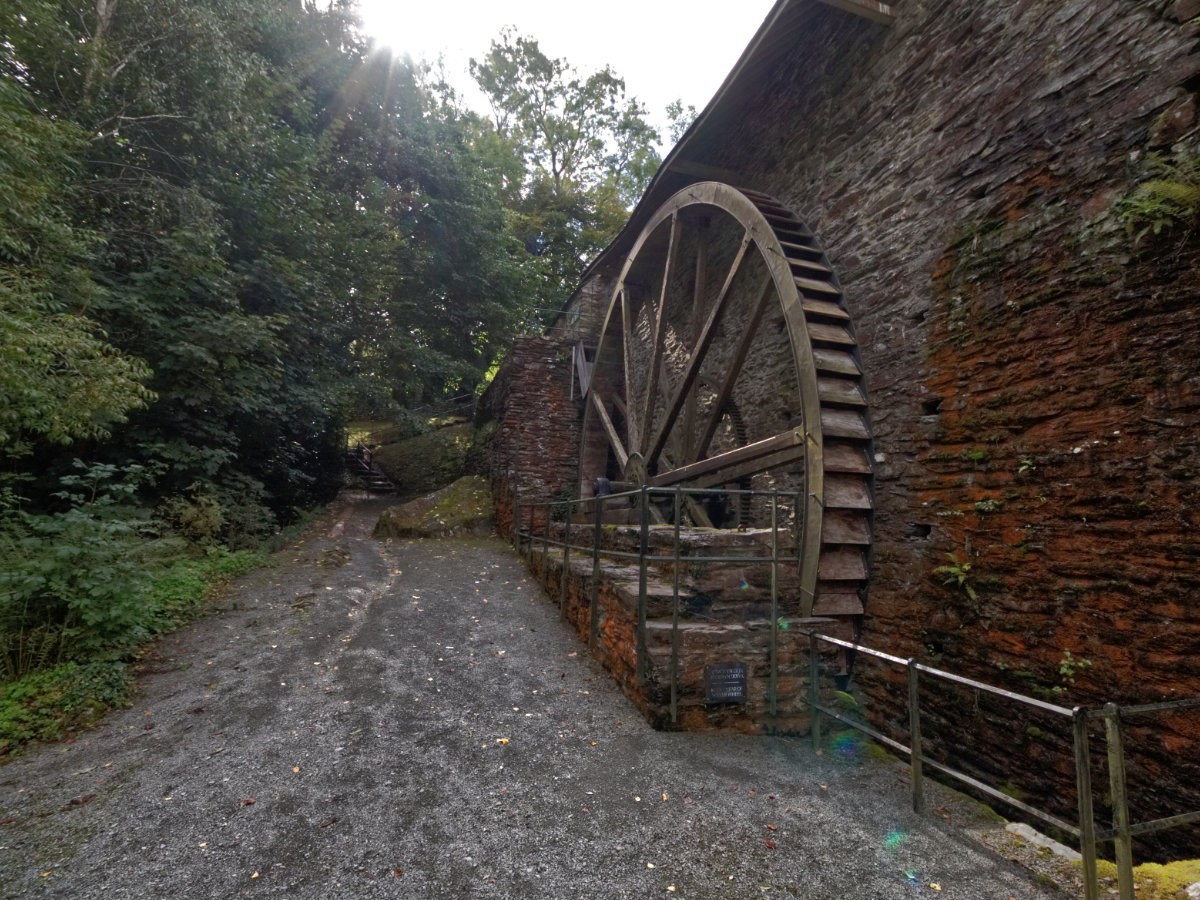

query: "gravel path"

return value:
[0, 495, 1064, 899]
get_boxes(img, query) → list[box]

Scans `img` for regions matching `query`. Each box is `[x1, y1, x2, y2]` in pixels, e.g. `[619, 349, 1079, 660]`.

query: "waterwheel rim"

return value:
[579, 181, 873, 619]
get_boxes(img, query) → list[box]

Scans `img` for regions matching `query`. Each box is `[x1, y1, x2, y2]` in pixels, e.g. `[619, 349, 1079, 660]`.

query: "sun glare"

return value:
[354, 0, 431, 57]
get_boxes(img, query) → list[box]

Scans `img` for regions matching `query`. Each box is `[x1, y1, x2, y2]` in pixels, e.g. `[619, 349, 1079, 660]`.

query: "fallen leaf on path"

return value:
[763, 838, 777, 849]
[242, 798, 256, 806]
[292, 766, 300, 773]
[251, 872, 260, 879]
[766, 824, 778, 831]
[496, 738, 509, 745]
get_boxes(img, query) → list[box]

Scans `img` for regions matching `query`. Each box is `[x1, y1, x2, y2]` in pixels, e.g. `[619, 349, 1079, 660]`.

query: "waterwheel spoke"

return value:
[645, 230, 753, 468]
[590, 392, 628, 471]
[650, 427, 805, 488]
[694, 275, 774, 457]
[619, 287, 641, 454]
[640, 212, 681, 446]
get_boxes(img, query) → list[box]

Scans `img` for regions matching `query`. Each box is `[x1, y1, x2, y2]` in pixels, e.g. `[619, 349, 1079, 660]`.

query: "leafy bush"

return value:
[0, 462, 164, 676]
[157, 490, 225, 544]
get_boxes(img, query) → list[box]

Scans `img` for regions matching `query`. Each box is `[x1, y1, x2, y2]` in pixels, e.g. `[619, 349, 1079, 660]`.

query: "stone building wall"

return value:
[478, 336, 581, 533]
[689, 0, 1200, 848]
[487, 0, 1200, 852]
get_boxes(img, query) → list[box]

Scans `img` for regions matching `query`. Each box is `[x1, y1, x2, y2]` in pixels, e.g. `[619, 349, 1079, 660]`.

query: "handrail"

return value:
[801, 630, 1199, 900]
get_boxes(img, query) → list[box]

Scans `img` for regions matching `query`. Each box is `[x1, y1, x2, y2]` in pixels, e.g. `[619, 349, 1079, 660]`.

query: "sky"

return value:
[353, 0, 778, 141]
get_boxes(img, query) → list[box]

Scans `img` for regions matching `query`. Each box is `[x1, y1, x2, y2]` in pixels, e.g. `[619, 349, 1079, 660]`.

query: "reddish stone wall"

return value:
[479, 336, 581, 534]
[689, 0, 1200, 851]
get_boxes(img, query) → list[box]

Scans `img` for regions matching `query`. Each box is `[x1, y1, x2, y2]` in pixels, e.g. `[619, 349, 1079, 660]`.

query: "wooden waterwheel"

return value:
[578, 182, 873, 619]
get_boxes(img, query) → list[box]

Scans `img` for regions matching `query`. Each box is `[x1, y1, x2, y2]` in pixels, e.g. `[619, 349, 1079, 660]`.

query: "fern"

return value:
[1118, 154, 1200, 244]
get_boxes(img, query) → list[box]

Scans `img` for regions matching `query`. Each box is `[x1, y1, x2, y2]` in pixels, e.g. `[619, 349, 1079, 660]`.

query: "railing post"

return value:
[590, 494, 602, 647]
[809, 631, 822, 752]
[526, 502, 535, 561]
[670, 487, 681, 724]
[908, 658, 924, 813]
[769, 491, 779, 718]
[559, 503, 570, 619]
[1103, 702, 1135, 900]
[1073, 706, 1100, 900]
[636, 485, 650, 685]
[512, 495, 521, 553]
[542, 502, 552, 589]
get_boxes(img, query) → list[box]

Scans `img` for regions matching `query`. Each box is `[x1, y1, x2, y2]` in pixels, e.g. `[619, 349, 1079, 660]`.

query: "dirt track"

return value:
[0, 494, 1065, 898]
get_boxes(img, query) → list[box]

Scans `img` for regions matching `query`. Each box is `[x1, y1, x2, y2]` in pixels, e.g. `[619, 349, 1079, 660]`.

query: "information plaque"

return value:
[704, 662, 747, 704]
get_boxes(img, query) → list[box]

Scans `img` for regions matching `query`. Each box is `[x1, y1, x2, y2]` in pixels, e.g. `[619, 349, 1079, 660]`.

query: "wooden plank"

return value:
[812, 591, 865, 616]
[825, 473, 873, 509]
[695, 277, 773, 456]
[645, 231, 752, 465]
[813, 347, 861, 376]
[788, 256, 834, 276]
[574, 342, 594, 398]
[620, 288, 641, 453]
[821, 408, 871, 439]
[808, 321, 856, 346]
[817, 376, 867, 407]
[779, 239, 820, 257]
[801, 297, 850, 320]
[814, 0, 897, 25]
[818, 548, 868, 581]
[642, 214, 681, 444]
[823, 441, 872, 474]
[821, 509, 871, 544]
[793, 275, 841, 298]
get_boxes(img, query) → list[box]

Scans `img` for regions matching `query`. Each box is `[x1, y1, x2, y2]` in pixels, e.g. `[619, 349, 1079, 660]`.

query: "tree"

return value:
[0, 64, 153, 458]
[470, 30, 661, 309]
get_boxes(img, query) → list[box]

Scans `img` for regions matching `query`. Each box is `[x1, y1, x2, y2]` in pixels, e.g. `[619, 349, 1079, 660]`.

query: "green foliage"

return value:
[1057, 649, 1092, 685]
[470, 29, 662, 309]
[0, 74, 154, 457]
[157, 492, 226, 545]
[934, 544, 978, 602]
[0, 462, 163, 675]
[1117, 153, 1200, 245]
[0, 661, 131, 756]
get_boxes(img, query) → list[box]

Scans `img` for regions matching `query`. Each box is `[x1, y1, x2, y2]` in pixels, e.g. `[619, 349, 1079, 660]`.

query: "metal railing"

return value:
[511, 485, 1200, 900]
[802, 631, 1200, 900]
[513, 484, 808, 721]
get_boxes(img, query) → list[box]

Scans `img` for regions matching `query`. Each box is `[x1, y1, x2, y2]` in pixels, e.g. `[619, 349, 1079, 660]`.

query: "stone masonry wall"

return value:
[479, 336, 581, 534]
[694, 0, 1200, 851]
[487, 0, 1200, 854]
